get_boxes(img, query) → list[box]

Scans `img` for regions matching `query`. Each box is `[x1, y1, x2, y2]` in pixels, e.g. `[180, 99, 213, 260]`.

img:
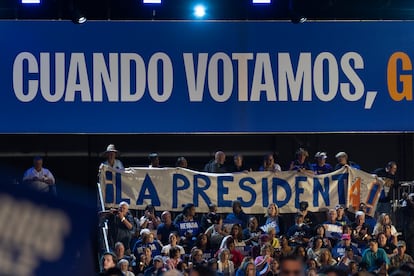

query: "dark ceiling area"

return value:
[3, 0, 414, 21]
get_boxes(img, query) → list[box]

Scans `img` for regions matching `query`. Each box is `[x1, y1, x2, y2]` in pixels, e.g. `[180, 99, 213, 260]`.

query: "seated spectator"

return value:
[225, 200, 250, 229]
[286, 213, 311, 247]
[118, 259, 134, 276]
[298, 201, 316, 228]
[390, 240, 414, 270]
[100, 252, 118, 275]
[259, 153, 281, 172]
[229, 153, 250, 172]
[334, 151, 360, 170]
[191, 248, 207, 268]
[140, 204, 161, 235]
[235, 257, 256, 276]
[312, 152, 333, 175]
[289, 148, 314, 172]
[217, 248, 235, 276]
[309, 224, 332, 249]
[161, 232, 185, 257]
[217, 237, 244, 269]
[351, 211, 372, 253]
[132, 229, 162, 260]
[136, 247, 154, 275]
[192, 233, 213, 260]
[165, 246, 182, 270]
[243, 217, 262, 246]
[220, 224, 246, 253]
[292, 245, 307, 263]
[358, 202, 376, 231]
[335, 205, 350, 226]
[267, 258, 280, 276]
[200, 204, 218, 233]
[337, 247, 361, 269]
[278, 235, 294, 258]
[361, 239, 390, 273]
[143, 255, 165, 276]
[322, 208, 343, 242]
[307, 237, 324, 261]
[254, 244, 273, 275]
[377, 232, 397, 258]
[205, 214, 228, 249]
[174, 203, 200, 252]
[266, 228, 280, 250]
[157, 211, 179, 246]
[373, 213, 397, 237]
[279, 256, 305, 276]
[262, 203, 281, 235]
[383, 224, 398, 246]
[114, 242, 133, 264]
[316, 248, 337, 270]
[204, 151, 227, 173]
[331, 233, 359, 260]
[251, 234, 271, 259]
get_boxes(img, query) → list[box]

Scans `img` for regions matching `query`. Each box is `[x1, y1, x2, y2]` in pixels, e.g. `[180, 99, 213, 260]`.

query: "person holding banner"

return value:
[149, 153, 161, 168]
[204, 151, 228, 173]
[289, 148, 314, 173]
[259, 153, 281, 172]
[373, 161, 398, 216]
[102, 144, 124, 170]
[312, 152, 333, 175]
[334, 152, 360, 170]
[229, 154, 250, 173]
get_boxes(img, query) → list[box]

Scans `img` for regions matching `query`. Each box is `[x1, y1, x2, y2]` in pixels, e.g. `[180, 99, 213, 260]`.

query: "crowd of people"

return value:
[13, 141, 412, 276]
[93, 145, 413, 275]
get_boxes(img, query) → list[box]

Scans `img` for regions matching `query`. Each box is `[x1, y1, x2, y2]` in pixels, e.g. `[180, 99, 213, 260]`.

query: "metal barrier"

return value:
[97, 182, 110, 252]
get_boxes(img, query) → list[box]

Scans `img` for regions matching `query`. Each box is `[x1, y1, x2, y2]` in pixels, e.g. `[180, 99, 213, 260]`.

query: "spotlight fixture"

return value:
[72, 12, 87, 24]
[194, 4, 206, 18]
[21, 0, 41, 3]
[291, 15, 307, 24]
[252, 0, 271, 3]
[143, 0, 162, 3]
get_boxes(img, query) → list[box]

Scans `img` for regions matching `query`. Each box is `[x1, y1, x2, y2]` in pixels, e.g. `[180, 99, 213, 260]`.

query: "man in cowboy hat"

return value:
[102, 144, 124, 170]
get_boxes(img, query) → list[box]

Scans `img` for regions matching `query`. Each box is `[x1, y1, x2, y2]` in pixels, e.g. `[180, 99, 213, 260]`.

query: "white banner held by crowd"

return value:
[100, 165, 382, 216]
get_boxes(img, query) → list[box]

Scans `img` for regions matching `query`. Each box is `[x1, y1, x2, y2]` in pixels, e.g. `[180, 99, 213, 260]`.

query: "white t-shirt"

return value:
[23, 167, 55, 192]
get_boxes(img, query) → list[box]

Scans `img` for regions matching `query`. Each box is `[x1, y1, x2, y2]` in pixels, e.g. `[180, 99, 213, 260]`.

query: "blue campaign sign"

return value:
[0, 184, 96, 275]
[0, 20, 413, 133]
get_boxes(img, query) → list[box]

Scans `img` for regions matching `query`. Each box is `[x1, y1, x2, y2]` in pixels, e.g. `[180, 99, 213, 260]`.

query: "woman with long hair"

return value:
[165, 246, 182, 270]
[279, 235, 294, 257]
[317, 248, 337, 270]
[254, 244, 273, 274]
[373, 213, 397, 237]
[264, 203, 281, 235]
[307, 237, 323, 262]
[217, 248, 235, 276]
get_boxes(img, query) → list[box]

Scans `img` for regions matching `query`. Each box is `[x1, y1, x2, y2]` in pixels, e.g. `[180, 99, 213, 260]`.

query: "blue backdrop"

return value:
[0, 20, 412, 133]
